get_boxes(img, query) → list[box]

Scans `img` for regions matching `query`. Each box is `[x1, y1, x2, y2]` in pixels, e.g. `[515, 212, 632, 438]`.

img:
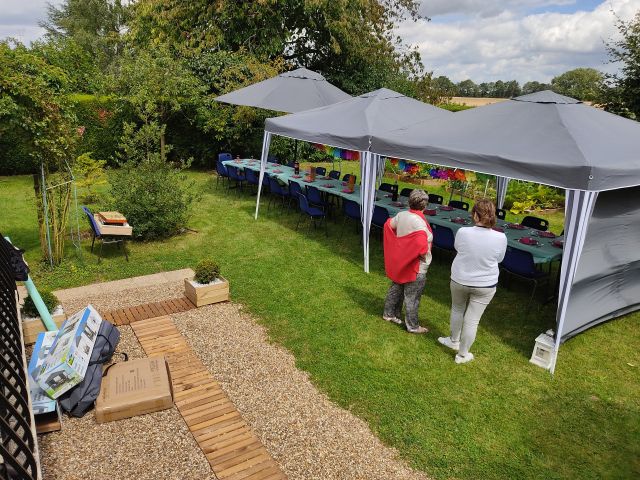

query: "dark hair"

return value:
[472, 199, 497, 227]
[408, 189, 429, 210]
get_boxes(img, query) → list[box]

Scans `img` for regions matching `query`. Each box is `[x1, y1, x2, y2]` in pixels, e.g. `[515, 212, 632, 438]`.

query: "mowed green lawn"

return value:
[1, 171, 638, 479]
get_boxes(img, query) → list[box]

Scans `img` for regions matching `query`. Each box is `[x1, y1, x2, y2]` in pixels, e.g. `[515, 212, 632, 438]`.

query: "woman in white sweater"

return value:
[438, 199, 507, 364]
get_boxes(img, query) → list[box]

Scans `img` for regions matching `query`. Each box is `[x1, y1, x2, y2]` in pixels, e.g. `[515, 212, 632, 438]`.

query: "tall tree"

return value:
[522, 81, 551, 95]
[40, 0, 128, 69]
[602, 12, 640, 119]
[127, 0, 423, 95]
[551, 67, 604, 101]
[457, 79, 478, 97]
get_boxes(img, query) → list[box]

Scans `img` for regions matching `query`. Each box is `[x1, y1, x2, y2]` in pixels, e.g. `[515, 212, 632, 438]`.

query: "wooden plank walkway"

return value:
[130, 316, 286, 480]
[102, 297, 195, 326]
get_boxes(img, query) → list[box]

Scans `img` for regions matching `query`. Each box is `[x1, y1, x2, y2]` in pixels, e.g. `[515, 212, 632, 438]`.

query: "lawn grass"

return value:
[1, 171, 638, 479]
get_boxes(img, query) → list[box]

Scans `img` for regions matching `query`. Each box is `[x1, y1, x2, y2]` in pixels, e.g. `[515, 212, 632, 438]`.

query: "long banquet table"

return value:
[223, 158, 563, 264]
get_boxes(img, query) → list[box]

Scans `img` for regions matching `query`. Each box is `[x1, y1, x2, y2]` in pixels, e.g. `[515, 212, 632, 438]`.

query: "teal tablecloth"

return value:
[223, 159, 563, 264]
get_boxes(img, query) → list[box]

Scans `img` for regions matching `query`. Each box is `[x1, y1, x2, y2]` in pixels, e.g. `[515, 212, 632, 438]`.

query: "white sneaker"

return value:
[382, 315, 402, 325]
[438, 336, 460, 351]
[455, 352, 475, 364]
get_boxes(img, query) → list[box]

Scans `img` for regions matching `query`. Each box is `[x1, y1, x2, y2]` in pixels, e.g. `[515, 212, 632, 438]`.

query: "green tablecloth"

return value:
[223, 159, 563, 264]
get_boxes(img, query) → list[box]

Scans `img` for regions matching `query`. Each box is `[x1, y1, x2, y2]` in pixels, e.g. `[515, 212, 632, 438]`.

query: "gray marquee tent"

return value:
[253, 88, 453, 271]
[370, 90, 640, 372]
[215, 67, 351, 113]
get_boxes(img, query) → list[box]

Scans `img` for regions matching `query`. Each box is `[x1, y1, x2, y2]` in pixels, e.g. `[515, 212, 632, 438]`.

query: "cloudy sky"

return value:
[2, 0, 639, 83]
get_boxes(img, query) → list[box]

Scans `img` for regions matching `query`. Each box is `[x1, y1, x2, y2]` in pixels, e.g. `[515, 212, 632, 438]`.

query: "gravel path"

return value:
[175, 303, 429, 480]
[40, 278, 429, 480]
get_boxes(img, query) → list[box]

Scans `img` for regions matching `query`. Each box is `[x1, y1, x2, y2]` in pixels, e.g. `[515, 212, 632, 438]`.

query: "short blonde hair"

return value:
[472, 199, 497, 227]
[408, 189, 429, 210]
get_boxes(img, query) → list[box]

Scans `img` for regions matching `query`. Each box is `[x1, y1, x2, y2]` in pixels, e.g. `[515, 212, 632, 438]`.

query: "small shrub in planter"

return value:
[185, 259, 229, 307]
[22, 290, 60, 319]
[194, 259, 221, 284]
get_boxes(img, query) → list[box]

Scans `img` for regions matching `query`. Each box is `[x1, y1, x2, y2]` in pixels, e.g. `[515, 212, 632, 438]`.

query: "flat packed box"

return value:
[95, 356, 173, 423]
[29, 331, 63, 432]
[33, 305, 102, 399]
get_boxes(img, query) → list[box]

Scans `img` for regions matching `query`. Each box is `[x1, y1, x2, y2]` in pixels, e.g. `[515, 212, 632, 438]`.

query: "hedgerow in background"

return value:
[70, 94, 135, 165]
[109, 121, 197, 240]
[504, 182, 565, 213]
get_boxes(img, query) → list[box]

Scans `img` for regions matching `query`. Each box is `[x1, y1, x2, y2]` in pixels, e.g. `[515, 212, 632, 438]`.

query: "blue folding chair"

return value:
[218, 153, 232, 163]
[342, 173, 356, 183]
[521, 215, 549, 231]
[449, 200, 470, 211]
[315, 166, 327, 176]
[500, 247, 551, 305]
[306, 185, 330, 210]
[267, 155, 279, 163]
[296, 193, 328, 236]
[496, 208, 507, 220]
[428, 193, 443, 205]
[379, 183, 396, 193]
[431, 224, 456, 259]
[244, 168, 260, 193]
[288, 181, 303, 208]
[342, 199, 361, 233]
[329, 170, 341, 180]
[400, 188, 413, 197]
[82, 207, 128, 263]
[215, 160, 229, 188]
[268, 177, 290, 210]
[226, 165, 245, 194]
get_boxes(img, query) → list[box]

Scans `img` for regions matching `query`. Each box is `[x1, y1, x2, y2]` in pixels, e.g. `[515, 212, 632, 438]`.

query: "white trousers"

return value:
[449, 280, 496, 356]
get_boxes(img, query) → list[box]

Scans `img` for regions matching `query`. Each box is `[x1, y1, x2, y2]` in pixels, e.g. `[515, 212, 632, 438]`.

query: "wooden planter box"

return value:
[184, 277, 229, 307]
[22, 306, 67, 345]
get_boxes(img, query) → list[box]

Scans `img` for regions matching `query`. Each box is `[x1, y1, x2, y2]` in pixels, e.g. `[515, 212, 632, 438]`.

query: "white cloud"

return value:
[0, 0, 61, 44]
[399, 0, 640, 83]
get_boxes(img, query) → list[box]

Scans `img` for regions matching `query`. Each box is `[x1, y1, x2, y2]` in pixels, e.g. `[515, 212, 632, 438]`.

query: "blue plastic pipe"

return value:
[4, 237, 57, 331]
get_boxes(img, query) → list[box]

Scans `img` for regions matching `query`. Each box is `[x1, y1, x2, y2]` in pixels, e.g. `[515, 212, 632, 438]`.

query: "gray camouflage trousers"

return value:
[383, 273, 427, 331]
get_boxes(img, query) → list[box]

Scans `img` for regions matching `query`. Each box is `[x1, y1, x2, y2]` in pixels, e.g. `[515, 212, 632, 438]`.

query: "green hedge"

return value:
[0, 128, 39, 175]
[70, 94, 135, 166]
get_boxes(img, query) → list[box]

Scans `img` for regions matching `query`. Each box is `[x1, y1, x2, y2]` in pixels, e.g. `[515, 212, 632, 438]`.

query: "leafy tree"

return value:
[127, 0, 423, 95]
[522, 81, 551, 95]
[40, 0, 128, 70]
[551, 67, 604, 101]
[0, 40, 78, 264]
[602, 12, 640, 119]
[31, 37, 103, 93]
[108, 47, 207, 160]
[432, 75, 458, 97]
[457, 79, 479, 97]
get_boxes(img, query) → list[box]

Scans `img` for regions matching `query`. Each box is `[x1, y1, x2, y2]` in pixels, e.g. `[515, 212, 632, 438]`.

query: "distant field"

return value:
[449, 96, 508, 107]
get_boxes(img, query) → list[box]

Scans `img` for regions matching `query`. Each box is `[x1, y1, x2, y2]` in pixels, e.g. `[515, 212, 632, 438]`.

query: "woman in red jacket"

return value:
[382, 190, 433, 333]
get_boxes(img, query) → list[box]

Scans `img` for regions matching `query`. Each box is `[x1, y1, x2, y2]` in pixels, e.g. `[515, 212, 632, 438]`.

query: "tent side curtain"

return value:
[496, 176, 510, 209]
[561, 185, 640, 340]
[552, 189, 598, 373]
[360, 152, 385, 273]
[255, 131, 272, 219]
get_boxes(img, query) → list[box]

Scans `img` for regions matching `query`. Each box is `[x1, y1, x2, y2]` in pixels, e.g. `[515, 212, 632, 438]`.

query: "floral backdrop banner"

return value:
[388, 158, 468, 181]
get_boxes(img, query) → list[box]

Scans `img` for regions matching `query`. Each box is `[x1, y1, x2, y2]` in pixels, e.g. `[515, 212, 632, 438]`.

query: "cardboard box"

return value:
[95, 356, 173, 423]
[34, 305, 102, 399]
[28, 331, 63, 433]
[94, 214, 133, 236]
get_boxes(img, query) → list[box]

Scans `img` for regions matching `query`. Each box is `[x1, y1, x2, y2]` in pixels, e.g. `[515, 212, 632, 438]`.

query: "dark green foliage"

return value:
[551, 68, 604, 101]
[602, 12, 640, 120]
[109, 122, 197, 239]
[70, 94, 134, 166]
[503, 181, 565, 211]
[22, 290, 59, 318]
[194, 259, 221, 284]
